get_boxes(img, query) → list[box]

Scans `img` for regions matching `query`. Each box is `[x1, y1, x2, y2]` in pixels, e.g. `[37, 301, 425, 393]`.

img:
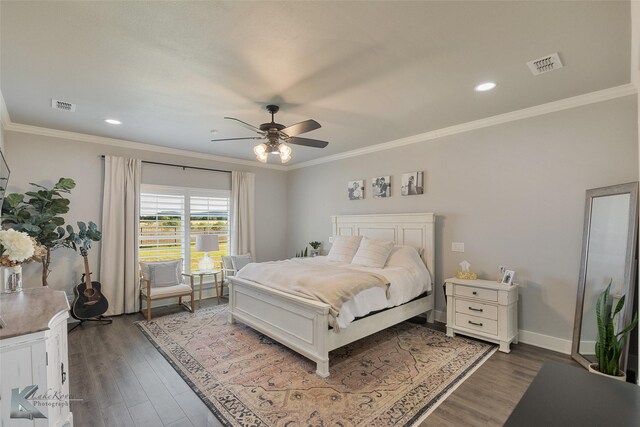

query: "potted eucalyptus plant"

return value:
[589, 282, 638, 381]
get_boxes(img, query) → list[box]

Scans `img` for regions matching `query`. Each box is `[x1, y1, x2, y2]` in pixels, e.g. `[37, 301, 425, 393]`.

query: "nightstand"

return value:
[445, 277, 518, 353]
[192, 270, 223, 306]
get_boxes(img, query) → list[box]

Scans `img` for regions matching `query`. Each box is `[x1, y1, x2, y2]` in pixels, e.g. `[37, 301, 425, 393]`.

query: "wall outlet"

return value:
[451, 242, 465, 252]
[329, 236, 335, 243]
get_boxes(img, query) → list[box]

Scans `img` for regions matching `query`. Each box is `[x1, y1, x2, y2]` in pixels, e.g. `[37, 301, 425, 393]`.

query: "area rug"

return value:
[136, 305, 495, 426]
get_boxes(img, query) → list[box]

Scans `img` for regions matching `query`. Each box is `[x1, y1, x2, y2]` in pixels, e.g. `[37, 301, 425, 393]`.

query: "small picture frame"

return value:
[501, 269, 515, 286]
[347, 180, 364, 200]
[372, 176, 390, 198]
[401, 171, 424, 196]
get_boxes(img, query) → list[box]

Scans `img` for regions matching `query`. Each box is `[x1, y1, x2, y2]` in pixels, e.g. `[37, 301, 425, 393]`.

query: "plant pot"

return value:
[310, 249, 319, 257]
[588, 363, 626, 382]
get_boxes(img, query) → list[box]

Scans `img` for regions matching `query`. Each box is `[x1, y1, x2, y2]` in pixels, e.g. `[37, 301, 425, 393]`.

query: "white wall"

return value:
[4, 131, 288, 295]
[286, 95, 638, 344]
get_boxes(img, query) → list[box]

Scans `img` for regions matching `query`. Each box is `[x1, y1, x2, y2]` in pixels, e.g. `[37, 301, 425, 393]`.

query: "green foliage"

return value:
[309, 241, 322, 250]
[2, 178, 76, 249]
[594, 281, 639, 376]
[65, 221, 102, 253]
[295, 247, 309, 258]
[1, 178, 101, 285]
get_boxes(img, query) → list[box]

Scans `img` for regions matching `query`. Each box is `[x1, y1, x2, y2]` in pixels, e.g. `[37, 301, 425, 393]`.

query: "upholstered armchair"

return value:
[221, 254, 253, 285]
[139, 259, 195, 320]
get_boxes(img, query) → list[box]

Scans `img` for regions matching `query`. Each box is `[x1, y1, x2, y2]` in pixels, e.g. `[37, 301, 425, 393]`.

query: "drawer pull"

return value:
[468, 306, 483, 312]
[472, 291, 478, 295]
[468, 320, 483, 327]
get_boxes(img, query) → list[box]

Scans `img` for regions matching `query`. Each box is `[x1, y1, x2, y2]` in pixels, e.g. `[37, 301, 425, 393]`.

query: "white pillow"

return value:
[230, 254, 253, 271]
[327, 235, 363, 263]
[351, 237, 395, 268]
[141, 260, 181, 287]
[385, 245, 423, 268]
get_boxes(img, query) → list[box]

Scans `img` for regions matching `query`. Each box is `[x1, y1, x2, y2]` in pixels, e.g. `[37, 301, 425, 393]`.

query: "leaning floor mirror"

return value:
[572, 182, 638, 374]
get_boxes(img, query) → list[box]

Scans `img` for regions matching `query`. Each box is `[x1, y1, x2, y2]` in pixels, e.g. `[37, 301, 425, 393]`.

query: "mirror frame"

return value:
[571, 182, 638, 370]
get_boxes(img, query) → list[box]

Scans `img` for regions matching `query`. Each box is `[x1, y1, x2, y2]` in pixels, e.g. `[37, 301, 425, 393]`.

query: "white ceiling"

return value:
[1, 1, 631, 165]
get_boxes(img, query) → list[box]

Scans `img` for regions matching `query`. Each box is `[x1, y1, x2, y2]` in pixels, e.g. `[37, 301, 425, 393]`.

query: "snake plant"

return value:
[594, 281, 638, 376]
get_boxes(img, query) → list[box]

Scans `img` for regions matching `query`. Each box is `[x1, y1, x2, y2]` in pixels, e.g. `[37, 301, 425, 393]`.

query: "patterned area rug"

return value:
[136, 305, 495, 426]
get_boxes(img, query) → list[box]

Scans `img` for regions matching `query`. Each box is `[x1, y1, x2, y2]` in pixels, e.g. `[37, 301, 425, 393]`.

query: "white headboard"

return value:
[331, 213, 435, 281]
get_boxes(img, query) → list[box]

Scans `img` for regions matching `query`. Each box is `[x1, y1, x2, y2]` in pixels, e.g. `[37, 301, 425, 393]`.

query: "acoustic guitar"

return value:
[71, 247, 109, 320]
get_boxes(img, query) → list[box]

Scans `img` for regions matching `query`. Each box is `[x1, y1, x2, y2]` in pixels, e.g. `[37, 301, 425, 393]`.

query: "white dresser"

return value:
[445, 278, 518, 353]
[0, 288, 73, 427]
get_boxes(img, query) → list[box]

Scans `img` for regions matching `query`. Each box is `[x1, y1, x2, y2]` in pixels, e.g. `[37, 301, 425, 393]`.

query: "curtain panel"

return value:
[230, 171, 256, 258]
[100, 156, 141, 315]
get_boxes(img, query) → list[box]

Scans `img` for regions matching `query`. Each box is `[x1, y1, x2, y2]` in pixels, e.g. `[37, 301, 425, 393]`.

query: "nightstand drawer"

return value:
[456, 300, 498, 320]
[456, 313, 498, 335]
[455, 285, 498, 302]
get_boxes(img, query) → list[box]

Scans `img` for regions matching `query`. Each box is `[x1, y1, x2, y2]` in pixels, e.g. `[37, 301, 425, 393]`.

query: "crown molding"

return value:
[3, 121, 287, 171]
[289, 84, 638, 170]
[3, 84, 636, 172]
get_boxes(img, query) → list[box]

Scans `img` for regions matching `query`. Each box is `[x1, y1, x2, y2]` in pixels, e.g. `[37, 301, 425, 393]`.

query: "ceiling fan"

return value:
[211, 105, 329, 163]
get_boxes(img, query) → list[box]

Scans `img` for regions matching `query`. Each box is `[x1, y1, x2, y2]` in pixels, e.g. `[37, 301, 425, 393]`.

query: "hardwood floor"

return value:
[68, 299, 578, 427]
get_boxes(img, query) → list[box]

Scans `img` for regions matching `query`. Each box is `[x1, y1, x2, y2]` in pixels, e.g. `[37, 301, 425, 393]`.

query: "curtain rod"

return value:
[99, 155, 232, 174]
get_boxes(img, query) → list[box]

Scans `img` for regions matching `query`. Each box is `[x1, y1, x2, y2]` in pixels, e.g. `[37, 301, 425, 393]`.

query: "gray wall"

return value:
[4, 131, 288, 294]
[286, 96, 639, 342]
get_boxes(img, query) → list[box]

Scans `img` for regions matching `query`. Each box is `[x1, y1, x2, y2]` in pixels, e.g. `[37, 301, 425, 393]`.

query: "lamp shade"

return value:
[195, 234, 219, 252]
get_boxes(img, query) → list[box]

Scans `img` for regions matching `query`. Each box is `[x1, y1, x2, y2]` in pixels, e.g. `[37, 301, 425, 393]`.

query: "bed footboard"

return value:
[228, 276, 332, 377]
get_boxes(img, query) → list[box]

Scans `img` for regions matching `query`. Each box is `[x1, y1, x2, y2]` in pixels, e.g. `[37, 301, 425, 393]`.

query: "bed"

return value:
[227, 213, 435, 377]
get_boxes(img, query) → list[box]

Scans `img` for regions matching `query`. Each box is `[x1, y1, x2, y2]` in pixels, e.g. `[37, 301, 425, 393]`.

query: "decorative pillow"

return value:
[351, 237, 395, 268]
[230, 254, 253, 272]
[385, 245, 421, 267]
[327, 235, 363, 263]
[141, 260, 181, 287]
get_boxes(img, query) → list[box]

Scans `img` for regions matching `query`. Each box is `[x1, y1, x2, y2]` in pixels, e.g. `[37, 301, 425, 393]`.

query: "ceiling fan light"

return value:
[256, 152, 268, 163]
[280, 152, 291, 163]
[278, 143, 292, 157]
[253, 143, 267, 157]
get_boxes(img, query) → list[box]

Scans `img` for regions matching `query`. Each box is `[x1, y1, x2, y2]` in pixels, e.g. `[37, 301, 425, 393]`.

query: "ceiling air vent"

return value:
[51, 99, 76, 112]
[527, 52, 563, 76]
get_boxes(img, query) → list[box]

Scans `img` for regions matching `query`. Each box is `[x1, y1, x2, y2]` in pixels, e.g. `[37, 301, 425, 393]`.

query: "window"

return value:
[139, 185, 229, 273]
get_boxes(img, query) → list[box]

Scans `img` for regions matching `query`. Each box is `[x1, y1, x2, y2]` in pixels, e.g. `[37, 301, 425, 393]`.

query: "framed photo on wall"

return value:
[347, 180, 364, 200]
[401, 171, 424, 196]
[372, 176, 390, 198]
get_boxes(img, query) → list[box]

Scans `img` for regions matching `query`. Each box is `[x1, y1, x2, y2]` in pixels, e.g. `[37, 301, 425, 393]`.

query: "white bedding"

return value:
[276, 245, 432, 329]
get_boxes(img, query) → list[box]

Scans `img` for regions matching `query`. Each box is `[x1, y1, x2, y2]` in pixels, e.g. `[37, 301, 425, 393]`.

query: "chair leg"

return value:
[146, 295, 151, 321]
[191, 289, 195, 313]
[179, 296, 182, 305]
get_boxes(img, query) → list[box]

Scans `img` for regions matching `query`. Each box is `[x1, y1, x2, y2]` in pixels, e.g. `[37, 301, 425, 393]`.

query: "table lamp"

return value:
[195, 234, 219, 271]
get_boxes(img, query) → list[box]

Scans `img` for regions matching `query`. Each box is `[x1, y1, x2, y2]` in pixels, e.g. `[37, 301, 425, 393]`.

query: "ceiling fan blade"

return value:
[224, 117, 265, 134]
[210, 137, 264, 143]
[280, 119, 321, 137]
[287, 137, 329, 149]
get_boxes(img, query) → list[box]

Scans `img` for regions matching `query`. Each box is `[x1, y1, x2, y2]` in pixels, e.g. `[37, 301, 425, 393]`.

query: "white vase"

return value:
[588, 363, 626, 382]
[1, 265, 23, 293]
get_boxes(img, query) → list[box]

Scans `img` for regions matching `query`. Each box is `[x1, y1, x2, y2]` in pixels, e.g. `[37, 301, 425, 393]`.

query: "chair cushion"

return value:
[230, 254, 253, 272]
[140, 260, 181, 287]
[141, 283, 192, 299]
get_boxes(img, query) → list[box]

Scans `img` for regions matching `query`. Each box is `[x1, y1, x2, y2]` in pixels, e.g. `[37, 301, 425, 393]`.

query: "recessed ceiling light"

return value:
[104, 119, 122, 125]
[210, 129, 219, 134]
[474, 82, 497, 92]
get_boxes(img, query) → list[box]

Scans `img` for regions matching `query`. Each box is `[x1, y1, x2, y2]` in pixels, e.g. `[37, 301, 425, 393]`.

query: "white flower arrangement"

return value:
[0, 229, 44, 267]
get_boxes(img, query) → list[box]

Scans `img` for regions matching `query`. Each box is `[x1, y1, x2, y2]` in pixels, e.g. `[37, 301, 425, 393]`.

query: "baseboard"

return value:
[67, 283, 227, 323]
[517, 329, 572, 355]
[436, 307, 572, 355]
